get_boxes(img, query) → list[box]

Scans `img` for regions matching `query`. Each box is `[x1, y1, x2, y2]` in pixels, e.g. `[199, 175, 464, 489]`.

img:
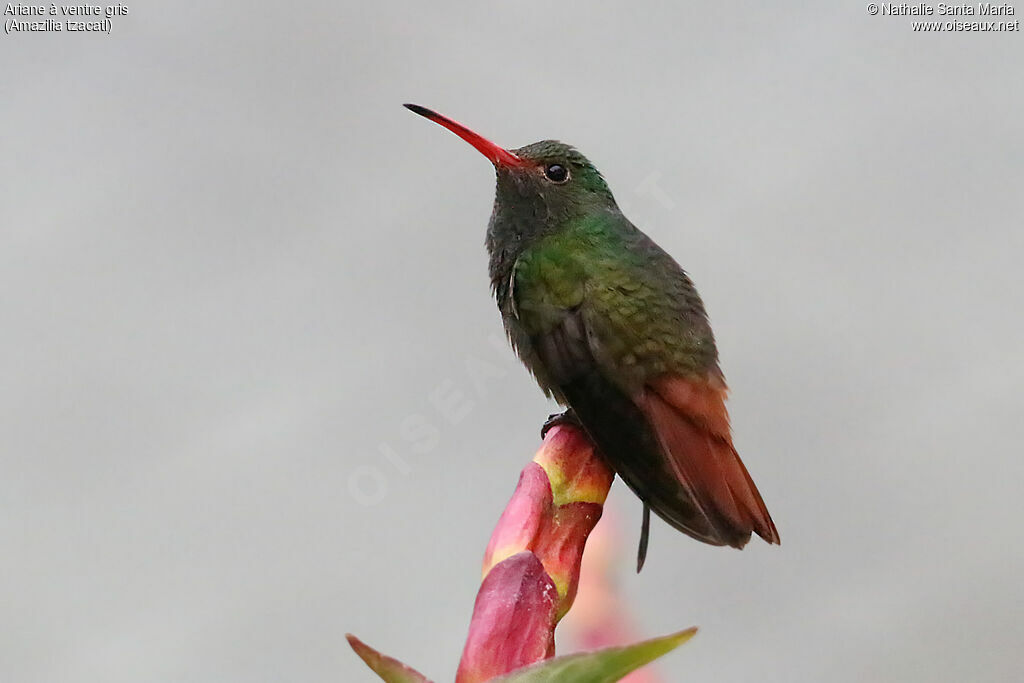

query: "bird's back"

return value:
[496, 212, 779, 549]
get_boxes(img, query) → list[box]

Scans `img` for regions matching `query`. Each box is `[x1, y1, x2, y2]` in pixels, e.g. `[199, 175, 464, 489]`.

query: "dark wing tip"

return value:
[636, 503, 651, 573]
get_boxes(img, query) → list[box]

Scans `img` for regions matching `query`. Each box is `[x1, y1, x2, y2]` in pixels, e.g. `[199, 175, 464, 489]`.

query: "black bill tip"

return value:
[403, 103, 436, 119]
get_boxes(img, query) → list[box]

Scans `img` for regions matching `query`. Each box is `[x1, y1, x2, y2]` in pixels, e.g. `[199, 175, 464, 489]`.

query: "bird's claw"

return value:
[540, 409, 581, 439]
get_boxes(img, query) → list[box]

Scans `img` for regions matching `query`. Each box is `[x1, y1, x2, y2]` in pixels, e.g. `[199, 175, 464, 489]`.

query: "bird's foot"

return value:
[540, 408, 581, 439]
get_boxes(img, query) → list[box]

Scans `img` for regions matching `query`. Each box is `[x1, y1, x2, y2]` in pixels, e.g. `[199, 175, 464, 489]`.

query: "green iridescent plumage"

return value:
[487, 142, 718, 396]
[507, 209, 719, 395]
[406, 105, 779, 568]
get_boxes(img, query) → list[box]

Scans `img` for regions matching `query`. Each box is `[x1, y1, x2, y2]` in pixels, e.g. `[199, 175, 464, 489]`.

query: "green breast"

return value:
[509, 213, 718, 394]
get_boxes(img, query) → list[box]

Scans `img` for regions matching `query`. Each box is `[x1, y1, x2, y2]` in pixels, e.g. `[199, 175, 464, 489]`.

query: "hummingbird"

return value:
[404, 104, 779, 570]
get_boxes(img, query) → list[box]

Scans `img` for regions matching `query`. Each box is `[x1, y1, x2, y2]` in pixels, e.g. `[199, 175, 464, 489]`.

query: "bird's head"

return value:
[404, 104, 618, 227]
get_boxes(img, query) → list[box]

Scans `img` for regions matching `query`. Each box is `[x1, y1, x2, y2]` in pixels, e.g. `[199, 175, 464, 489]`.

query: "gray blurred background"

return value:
[3, 2, 1022, 682]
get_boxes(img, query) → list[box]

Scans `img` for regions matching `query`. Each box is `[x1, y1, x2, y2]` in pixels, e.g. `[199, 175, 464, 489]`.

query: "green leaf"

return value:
[346, 634, 433, 683]
[490, 627, 697, 683]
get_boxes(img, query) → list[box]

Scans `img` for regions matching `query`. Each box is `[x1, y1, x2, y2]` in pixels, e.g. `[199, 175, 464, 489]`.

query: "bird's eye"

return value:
[543, 164, 569, 183]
